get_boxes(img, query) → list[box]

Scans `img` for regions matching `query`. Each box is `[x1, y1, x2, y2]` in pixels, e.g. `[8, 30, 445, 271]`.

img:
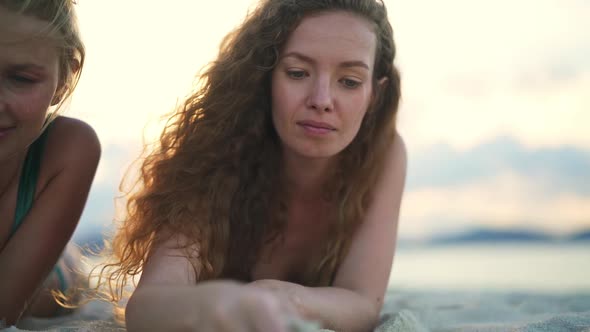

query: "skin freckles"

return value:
[271, 11, 377, 162]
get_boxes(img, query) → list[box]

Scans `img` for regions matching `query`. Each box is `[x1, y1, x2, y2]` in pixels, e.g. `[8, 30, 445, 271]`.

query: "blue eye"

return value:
[286, 70, 308, 80]
[340, 78, 362, 89]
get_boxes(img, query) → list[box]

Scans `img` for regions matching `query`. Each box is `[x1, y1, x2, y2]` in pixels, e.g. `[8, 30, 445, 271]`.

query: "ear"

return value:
[51, 93, 62, 106]
[367, 76, 389, 114]
[70, 58, 81, 75]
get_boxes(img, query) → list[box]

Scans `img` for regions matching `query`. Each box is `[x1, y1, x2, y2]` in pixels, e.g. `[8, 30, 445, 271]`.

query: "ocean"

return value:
[389, 243, 590, 293]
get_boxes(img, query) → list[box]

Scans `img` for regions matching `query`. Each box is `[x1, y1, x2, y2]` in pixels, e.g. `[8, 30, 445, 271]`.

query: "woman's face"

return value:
[0, 6, 60, 162]
[271, 10, 377, 161]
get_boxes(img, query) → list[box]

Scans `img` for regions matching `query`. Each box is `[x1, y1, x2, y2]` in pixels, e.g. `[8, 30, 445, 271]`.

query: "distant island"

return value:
[396, 227, 590, 247]
[570, 230, 590, 241]
[73, 225, 590, 252]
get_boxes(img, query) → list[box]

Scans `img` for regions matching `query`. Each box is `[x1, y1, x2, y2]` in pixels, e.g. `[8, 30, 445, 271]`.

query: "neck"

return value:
[282, 150, 336, 200]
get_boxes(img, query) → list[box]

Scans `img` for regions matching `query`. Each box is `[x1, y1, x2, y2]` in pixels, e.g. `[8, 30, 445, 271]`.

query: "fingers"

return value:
[201, 285, 300, 332]
[247, 280, 302, 318]
[244, 292, 290, 332]
[208, 301, 248, 332]
[204, 287, 291, 332]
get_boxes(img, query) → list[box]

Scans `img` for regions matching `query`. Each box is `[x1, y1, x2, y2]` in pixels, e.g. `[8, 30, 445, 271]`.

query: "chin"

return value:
[295, 146, 344, 160]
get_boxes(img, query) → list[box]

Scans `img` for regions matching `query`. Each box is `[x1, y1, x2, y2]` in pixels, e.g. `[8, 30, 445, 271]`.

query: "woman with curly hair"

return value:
[103, 0, 406, 330]
[0, 0, 100, 326]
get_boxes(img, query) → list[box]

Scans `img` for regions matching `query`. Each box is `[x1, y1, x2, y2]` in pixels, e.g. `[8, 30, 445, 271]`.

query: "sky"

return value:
[69, 0, 590, 239]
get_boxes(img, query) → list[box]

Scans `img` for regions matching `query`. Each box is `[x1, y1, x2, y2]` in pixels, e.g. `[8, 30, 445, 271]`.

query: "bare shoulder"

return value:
[388, 131, 407, 169]
[138, 230, 201, 287]
[43, 116, 101, 173]
[33, 116, 101, 220]
[379, 131, 407, 190]
[363, 130, 406, 224]
[0, 117, 101, 317]
[331, 132, 407, 307]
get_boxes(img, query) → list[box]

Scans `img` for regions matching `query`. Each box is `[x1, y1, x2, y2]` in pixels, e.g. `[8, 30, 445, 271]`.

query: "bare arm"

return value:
[248, 279, 379, 332]
[250, 133, 407, 332]
[127, 281, 246, 332]
[0, 117, 100, 325]
[127, 134, 406, 332]
[126, 234, 296, 332]
[126, 234, 207, 332]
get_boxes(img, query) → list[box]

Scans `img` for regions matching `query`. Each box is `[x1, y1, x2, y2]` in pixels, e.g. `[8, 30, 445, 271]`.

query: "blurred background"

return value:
[69, 1, 590, 293]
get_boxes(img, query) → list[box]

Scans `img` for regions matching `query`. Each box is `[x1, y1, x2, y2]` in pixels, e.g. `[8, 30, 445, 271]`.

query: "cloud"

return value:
[389, 0, 590, 150]
[400, 136, 590, 237]
[400, 172, 590, 237]
[67, 1, 590, 239]
[407, 136, 590, 196]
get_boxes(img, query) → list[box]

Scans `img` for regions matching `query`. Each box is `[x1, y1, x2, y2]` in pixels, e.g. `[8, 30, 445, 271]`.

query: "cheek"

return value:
[271, 77, 296, 124]
[13, 86, 54, 122]
[347, 90, 372, 125]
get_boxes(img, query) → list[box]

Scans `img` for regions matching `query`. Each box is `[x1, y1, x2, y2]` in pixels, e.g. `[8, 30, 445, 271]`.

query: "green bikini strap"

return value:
[11, 126, 51, 236]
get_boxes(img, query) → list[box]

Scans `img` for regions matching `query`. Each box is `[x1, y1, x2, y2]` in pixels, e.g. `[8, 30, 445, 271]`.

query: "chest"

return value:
[0, 182, 19, 250]
[0, 161, 49, 250]
[251, 199, 334, 283]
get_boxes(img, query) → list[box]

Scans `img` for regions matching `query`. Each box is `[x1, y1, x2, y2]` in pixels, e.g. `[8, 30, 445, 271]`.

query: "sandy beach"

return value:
[5, 243, 590, 331]
[6, 289, 590, 332]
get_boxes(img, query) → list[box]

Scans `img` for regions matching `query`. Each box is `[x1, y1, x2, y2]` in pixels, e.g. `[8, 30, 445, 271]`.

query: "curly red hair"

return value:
[99, 0, 401, 304]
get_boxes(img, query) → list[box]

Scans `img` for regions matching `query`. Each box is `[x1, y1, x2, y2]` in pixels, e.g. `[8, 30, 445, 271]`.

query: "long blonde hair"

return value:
[0, 0, 85, 119]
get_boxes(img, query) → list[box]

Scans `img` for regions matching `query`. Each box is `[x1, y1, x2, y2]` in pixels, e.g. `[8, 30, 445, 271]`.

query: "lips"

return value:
[0, 126, 16, 137]
[296, 120, 336, 131]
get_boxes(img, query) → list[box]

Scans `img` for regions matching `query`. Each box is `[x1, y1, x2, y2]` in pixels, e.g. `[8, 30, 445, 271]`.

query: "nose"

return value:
[306, 76, 333, 112]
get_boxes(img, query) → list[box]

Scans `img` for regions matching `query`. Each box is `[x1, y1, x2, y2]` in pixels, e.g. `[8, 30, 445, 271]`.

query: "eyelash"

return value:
[285, 70, 363, 89]
[286, 69, 308, 79]
[9, 74, 38, 85]
[339, 78, 362, 89]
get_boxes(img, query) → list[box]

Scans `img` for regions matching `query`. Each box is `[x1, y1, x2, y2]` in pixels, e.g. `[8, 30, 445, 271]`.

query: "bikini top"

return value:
[10, 124, 51, 238]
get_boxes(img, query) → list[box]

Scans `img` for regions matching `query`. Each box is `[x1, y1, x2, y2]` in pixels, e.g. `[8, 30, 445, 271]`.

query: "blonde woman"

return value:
[0, 0, 100, 326]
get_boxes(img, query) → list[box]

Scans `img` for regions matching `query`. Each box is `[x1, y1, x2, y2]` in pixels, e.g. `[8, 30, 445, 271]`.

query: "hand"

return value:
[247, 279, 309, 319]
[248, 280, 322, 331]
[199, 283, 299, 332]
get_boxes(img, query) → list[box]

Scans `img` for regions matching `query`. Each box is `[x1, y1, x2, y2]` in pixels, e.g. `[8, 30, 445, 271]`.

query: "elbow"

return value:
[358, 297, 381, 332]
[124, 291, 141, 332]
[367, 305, 381, 331]
[0, 305, 24, 328]
[125, 288, 197, 332]
[125, 290, 165, 332]
[330, 293, 381, 332]
[334, 299, 379, 332]
[0, 295, 27, 328]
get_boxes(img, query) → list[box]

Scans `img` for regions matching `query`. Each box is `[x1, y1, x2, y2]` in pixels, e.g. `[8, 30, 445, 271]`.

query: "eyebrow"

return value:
[281, 52, 370, 70]
[11, 63, 46, 72]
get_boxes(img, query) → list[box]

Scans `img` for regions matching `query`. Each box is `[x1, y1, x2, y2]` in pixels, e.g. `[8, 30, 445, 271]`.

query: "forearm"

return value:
[126, 280, 242, 332]
[253, 280, 380, 332]
[0, 287, 27, 327]
[0, 261, 55, 325]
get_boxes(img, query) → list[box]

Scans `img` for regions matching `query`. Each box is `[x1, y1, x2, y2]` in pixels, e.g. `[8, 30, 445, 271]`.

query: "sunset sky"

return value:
[70, 0, 590, 239]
